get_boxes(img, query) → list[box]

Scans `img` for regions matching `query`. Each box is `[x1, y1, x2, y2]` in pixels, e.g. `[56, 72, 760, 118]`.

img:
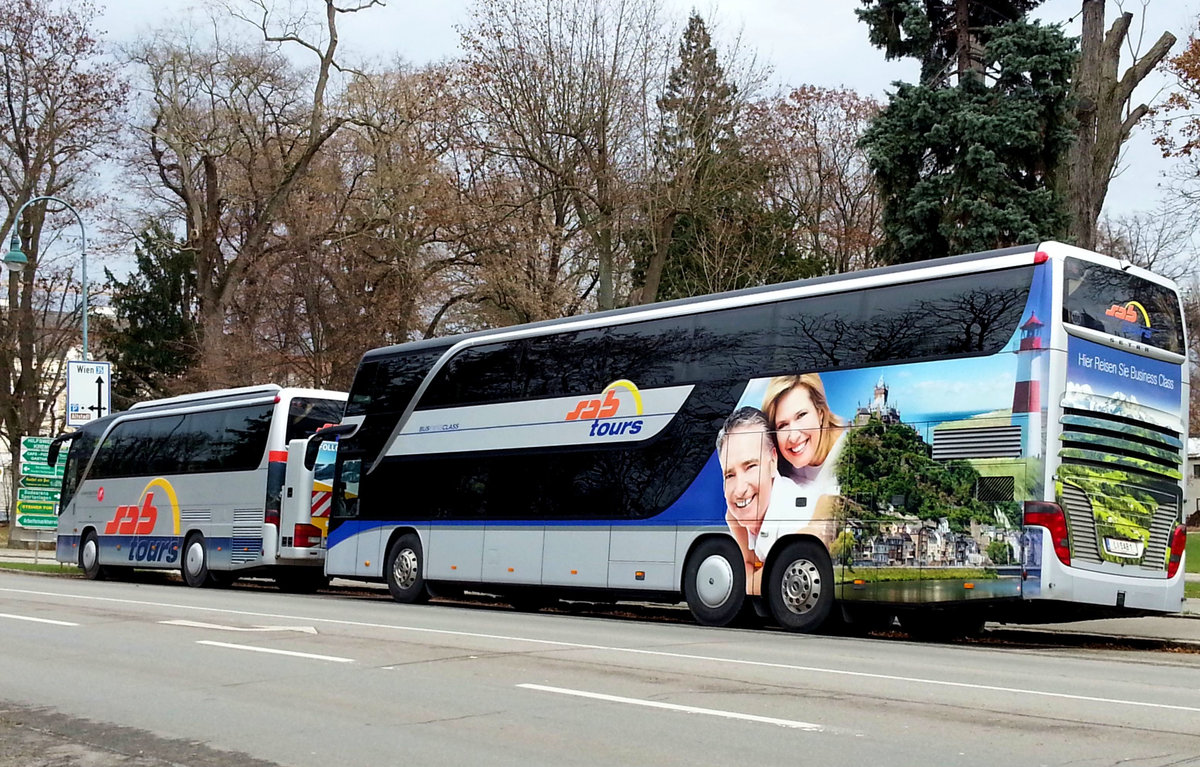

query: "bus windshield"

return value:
[1062, 256, 1185, 353]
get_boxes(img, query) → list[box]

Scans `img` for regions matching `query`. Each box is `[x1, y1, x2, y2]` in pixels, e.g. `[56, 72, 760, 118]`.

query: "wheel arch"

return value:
[384, 526, 424, 568]
[764, 532, 834, 580]
[78, 525, 102, 562]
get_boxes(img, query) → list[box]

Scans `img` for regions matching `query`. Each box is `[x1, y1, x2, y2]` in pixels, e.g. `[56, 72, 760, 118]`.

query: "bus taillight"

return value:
[1024, 501, 1070, 566]
[293, 523, 323, 548]
[1167, 525, 1187, 579]
[265, 509, 280, 528]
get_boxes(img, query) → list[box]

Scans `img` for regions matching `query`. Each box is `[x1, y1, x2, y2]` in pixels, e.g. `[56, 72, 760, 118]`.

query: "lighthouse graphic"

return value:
[1011, 312, 1046, 457]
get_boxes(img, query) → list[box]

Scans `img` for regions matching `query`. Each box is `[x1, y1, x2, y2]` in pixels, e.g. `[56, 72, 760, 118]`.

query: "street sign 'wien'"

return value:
[66, 360, 112, 428]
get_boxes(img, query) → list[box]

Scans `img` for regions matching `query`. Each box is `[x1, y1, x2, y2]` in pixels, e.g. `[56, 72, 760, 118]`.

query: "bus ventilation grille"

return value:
[1057, 405, 1183, 572]
[231, 508, 264, 564]
[179, 509, 211, 525]
[1059, 483, 1102, 564]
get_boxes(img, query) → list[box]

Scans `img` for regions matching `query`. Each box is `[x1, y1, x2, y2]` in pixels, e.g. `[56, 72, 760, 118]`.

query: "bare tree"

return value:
[459, 0, 666, 311]
[1064, 0, 1175, 249]
[0, 0, 125, 531]
[1094, 204, 1197, 281]
[125, 0, 381, 388]
[745, 86, 883, 275]
[235, 63, 462, 387]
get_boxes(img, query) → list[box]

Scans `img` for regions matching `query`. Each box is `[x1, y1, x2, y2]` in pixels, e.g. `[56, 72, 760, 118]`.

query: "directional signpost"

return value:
[17, 436, 64, 530]
[66, 360, 111, 429]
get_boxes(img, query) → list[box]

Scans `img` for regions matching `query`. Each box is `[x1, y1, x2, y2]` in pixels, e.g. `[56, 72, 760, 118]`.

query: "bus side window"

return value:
[423, 341, 528, 408]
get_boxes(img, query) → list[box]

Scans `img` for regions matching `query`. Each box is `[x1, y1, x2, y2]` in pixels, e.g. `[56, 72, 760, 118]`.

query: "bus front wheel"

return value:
[683, 537, 746, 627]
[765, 540, 833, 632]
[385, 534, 429, 604]
[79, 531, 107, 580]
[182, 533, 213, 588]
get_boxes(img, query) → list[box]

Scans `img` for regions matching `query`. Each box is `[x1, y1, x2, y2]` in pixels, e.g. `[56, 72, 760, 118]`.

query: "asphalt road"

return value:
[2, 571, 1199, 767]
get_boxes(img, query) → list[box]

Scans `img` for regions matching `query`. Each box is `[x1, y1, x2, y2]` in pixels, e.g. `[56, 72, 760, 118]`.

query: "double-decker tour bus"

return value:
[52, 384, 347, 591]
[315, 242, 1187, 633]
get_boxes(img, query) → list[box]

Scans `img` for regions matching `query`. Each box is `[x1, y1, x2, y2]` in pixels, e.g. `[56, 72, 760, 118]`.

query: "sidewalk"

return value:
[4, 544, 1200, 646]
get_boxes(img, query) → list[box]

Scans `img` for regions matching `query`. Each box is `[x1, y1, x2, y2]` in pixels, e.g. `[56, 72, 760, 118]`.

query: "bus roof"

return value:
[361, 243, 1040, 363]
[127, 384, 284, 411]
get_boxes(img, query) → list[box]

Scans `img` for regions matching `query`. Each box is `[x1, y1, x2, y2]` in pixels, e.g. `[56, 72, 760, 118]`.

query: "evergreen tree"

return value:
[657, 13, 739, 184]
[639, 13, 804, 301]
[99, 223, 200, 407]
[858, 2, 1075, 264]
[857, 0, 1041, 84]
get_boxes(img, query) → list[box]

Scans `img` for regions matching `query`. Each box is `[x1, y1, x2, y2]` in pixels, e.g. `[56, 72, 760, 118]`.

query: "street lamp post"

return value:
[4, 196, 89, 360]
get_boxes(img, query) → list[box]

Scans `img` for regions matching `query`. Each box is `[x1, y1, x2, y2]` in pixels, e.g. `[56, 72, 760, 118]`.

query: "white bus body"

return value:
[54, 384, 346, 590]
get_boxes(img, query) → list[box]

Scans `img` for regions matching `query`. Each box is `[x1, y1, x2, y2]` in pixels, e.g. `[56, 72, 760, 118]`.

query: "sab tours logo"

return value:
[565, 379, 645, 438]
[1106, 301, 1153, 341]
[101, 478, 183, 563]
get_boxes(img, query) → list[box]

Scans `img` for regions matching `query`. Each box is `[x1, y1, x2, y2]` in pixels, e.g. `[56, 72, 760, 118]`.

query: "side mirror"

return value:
[47, 432, 74, 466]
[303, 423, 356, 470]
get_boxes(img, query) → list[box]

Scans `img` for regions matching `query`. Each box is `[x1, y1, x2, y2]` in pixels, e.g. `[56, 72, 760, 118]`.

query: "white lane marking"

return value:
[519, 683, 823, 730]
[4, 586, 1198, 714]
[0, 612, 78, 627]
[196, 640, 354, 663]
[161, 619, 317, 634]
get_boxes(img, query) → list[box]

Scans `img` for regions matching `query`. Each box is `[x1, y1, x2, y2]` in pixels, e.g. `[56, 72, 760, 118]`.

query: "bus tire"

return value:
[79, 531, 107, 581]
[182, 533, 213, 588]
[683, 537, 746, 627]
[385, 534, 429, 604]
[765, 540, 833, 633]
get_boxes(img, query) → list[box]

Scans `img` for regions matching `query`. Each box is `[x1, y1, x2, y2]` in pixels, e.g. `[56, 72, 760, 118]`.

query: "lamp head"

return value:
[4, 233, 27, 273]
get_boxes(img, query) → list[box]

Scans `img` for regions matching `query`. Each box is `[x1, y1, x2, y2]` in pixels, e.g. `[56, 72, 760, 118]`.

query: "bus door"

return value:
[276, 438, 329, 563]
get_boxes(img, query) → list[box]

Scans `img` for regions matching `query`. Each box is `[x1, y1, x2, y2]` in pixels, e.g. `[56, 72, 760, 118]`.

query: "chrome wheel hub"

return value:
[185, 542, 204, 576]
[82, 539, 97, 570]
[695, 554, 734, 609]
[393, 548, 418, 590]
[779, 558, 821, 615]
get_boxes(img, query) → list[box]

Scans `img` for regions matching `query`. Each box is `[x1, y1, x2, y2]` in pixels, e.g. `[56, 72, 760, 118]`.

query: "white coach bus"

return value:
[316, 242, 1187, 634]
[52, 384, 346, 590]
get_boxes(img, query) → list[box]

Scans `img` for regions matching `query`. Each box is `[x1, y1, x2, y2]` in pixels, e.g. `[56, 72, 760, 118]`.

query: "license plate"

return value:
[1103, 538, 1143, 558]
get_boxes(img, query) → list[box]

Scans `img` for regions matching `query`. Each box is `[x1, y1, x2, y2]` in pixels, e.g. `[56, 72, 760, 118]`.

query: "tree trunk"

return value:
[635, 210, 679, 305]
[1065, 1, 1175, 250]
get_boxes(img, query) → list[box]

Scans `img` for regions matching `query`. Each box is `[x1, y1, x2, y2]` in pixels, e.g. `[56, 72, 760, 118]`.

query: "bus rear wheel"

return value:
[79, 531, 107, 580]
[385, 534, 429, 604]
[182, 533, 213, 588]
[683, 537, 746, 627]
[765, 540, 833, 633]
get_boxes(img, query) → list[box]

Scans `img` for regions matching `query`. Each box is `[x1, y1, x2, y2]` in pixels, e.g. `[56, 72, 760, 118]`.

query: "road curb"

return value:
[984, 626, 1200, 651]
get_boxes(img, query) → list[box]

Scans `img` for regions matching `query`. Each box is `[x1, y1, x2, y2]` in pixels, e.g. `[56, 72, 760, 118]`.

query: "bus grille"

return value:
[1057, 405, 1182, 571]
[231, 508, 263, 564]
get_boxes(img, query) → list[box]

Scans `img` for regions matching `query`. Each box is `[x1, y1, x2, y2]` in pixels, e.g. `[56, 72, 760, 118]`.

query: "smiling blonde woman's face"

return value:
[772, 385, 824, 470]
[721, 425, 775, 537]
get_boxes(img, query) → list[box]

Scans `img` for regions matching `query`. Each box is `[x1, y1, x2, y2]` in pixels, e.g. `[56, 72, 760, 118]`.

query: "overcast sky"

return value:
[96, 0, 1200, 224]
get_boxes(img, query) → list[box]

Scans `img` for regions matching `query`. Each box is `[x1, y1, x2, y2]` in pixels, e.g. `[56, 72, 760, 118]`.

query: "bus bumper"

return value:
[1025, 527, 1186, 614]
